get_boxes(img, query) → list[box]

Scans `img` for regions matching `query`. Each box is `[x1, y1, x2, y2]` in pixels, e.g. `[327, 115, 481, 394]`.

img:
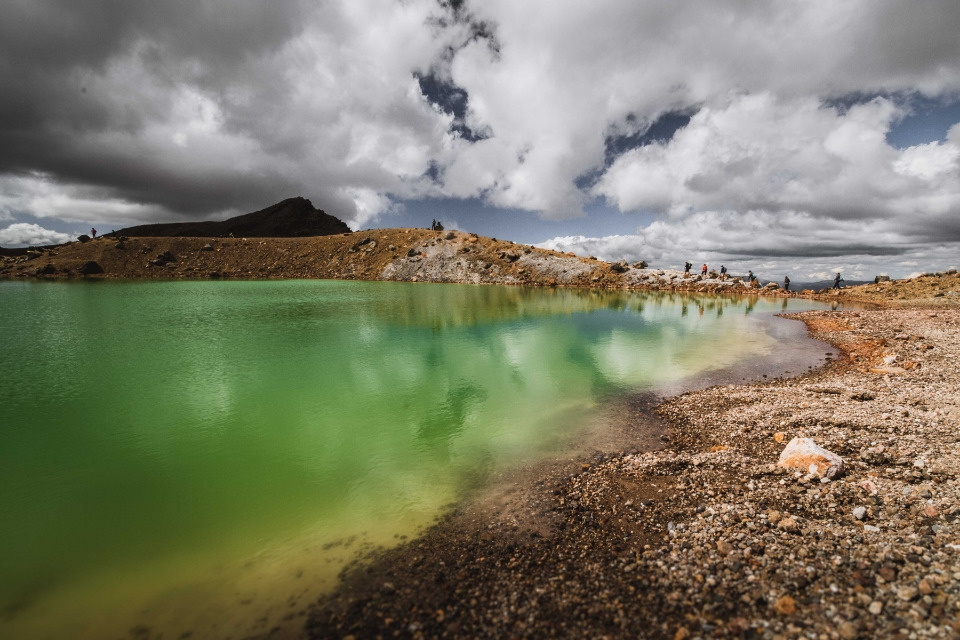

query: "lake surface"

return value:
[0, 280, 837, 638]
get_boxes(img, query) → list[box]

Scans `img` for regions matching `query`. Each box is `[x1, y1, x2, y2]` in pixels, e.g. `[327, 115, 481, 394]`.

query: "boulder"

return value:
[777, 437, 844, 479]
[610, 260, 629, 273]
[78, 260, 104, 275]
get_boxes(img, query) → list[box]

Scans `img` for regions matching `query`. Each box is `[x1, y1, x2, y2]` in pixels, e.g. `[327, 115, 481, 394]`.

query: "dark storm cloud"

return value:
[0, 0, 315, 214]
[0, 0, 467, 226]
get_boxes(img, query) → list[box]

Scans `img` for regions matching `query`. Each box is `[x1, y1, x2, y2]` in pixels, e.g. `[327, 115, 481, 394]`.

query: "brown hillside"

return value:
[6, 228, 958, 305]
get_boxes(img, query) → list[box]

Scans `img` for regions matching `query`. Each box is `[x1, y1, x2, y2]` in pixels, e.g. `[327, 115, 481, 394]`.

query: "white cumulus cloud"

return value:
[0, 223, 73, 247]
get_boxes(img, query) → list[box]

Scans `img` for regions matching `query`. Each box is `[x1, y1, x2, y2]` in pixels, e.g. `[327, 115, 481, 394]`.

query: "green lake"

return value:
[0, 280, 838, 638]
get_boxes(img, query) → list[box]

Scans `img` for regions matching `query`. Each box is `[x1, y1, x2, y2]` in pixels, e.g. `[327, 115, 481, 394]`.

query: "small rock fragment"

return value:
[774, 594, 797, 615]
[777, 517, 799, 532]
[897, 585, 919, 601]
[837, 620, 859, 640]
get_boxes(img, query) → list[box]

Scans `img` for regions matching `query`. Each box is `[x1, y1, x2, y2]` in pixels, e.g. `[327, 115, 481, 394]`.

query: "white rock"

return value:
[853, 506, 867, 520]
[777, 437, 845, 479]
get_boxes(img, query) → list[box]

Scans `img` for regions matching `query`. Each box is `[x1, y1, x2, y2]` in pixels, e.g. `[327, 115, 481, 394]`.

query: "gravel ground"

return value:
[304, 304, 960, 640]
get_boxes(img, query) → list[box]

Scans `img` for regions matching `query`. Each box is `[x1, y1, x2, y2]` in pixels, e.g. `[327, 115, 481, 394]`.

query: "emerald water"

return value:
[0, 280, 835, 638]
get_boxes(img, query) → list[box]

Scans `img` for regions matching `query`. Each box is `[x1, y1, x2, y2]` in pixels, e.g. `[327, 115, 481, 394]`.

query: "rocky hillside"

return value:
[6, 228, 959, 303]
[824, 270, 960, 307]
[2, 228, 755, 292]
[112, 197, 349, 238]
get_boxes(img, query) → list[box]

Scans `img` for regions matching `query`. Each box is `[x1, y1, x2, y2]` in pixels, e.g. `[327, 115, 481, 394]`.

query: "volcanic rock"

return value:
[777, 437, 844, 478]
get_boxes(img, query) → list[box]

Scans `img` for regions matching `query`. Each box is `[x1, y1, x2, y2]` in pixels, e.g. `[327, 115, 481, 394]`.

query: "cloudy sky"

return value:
[2, 0, 960, 279]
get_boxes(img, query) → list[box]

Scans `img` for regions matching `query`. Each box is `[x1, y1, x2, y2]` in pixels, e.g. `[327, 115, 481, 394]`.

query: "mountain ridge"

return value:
[112, 197, 350, 238]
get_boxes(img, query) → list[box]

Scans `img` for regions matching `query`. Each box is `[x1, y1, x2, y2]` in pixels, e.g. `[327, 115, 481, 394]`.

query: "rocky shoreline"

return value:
[304, 297, 960, 639]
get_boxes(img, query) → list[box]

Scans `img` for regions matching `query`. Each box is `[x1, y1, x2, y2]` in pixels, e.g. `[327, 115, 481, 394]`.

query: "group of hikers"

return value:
[683, 261, 735, 280]
[683, 261, 846, 291]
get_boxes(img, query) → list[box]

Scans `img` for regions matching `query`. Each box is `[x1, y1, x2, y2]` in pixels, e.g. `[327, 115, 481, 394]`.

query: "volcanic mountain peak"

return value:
[115, 197, 351, 238]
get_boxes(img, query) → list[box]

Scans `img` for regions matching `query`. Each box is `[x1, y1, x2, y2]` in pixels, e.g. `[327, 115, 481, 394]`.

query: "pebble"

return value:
[897, 586, 919, 602]
[774, 595, 797, 615]
[837, 620, 859, 639]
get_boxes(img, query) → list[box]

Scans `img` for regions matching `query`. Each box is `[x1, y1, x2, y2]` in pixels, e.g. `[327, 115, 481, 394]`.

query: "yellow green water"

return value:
[0, 280, 832, 638]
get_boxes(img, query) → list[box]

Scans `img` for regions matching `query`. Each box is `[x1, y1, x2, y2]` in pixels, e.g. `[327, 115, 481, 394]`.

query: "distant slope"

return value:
[114, 197, 350, 238]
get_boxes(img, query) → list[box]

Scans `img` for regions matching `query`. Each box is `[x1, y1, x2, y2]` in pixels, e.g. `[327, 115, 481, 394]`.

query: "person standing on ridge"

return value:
[834, 272, 843, 289]
[684, 261, 692, 274]
[90, 228, 96, 238]
[720, 265, 727, 279]
[784, 276, 790, 291]
[701, 264, 708, 276]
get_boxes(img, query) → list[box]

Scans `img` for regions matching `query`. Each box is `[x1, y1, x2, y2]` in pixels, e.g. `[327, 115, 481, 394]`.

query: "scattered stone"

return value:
[853, 506, 867, 520]
[774, 595, 797, 615]
[610, 260, 629, 273]
[897, 585, 919, 602]
[777, 437, 844, 478]
[837, 620, 859, 640]
[777, 517, 799, 532]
